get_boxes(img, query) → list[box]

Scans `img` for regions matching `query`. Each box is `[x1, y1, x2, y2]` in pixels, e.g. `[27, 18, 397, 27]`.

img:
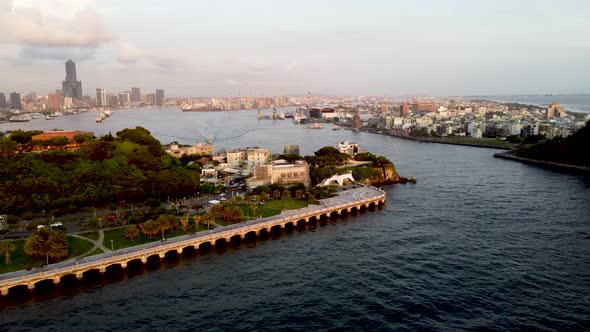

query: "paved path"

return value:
[71, 230, 111, 255]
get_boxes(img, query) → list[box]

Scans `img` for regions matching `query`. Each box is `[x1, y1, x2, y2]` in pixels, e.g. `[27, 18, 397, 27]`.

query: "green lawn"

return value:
[238, 199, 309, 218]
[102, 219, 212, 250]
[66, 236, 95, 259]
[0, 236, 94, 274]
[0, 240, 43, 274]
[78, 232, 99, 241]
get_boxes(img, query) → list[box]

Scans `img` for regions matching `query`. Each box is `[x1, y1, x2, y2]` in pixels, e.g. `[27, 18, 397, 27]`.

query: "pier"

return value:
[0, 186, 385, 296]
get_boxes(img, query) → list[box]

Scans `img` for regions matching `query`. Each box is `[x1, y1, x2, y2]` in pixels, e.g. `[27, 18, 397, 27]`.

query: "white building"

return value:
[336, 141, 359, 156]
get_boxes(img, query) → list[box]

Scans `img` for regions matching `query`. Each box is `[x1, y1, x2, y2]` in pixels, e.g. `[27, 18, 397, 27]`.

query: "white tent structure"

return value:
[318, 173, 355, 187]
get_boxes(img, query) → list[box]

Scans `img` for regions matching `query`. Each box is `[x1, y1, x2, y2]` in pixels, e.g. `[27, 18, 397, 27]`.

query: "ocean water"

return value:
[0, 109, 589, 330]
[476, 94, 590, 113]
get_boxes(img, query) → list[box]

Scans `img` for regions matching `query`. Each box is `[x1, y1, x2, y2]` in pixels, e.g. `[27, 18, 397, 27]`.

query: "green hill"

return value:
[516, 120, 590, 167]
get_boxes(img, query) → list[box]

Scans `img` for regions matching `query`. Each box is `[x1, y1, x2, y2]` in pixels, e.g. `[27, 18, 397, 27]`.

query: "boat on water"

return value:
[9, 114, 31, 122]
[49, 111, 63, 118]
[309, 122, 323, 129]
[332, 125, 341, 130]
[284, 112, 294, 119]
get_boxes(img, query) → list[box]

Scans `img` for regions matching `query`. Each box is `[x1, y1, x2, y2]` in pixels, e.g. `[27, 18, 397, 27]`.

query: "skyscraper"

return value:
[0, 93, 6, 109]
[131, 87, 141, 103]
[62, 59, 83, 100]
[96, 88, 107, 107]
[156, 89, 165, 106]
[10, 92, 22, 110]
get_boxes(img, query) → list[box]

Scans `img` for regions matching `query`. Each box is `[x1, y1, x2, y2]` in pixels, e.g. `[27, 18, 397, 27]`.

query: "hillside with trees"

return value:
[0, 126, 200, 217]
[515, 120, 590, 166]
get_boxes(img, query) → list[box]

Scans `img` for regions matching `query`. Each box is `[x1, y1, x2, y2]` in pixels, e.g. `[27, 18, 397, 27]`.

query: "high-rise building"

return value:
[96, 88, 107, 107]
[381, 103, 388, 117]
[131, 87, 141, 103]
[119, 91, 131, 105]
[0, 93, 6, 109]
[109, 95, 119, 107]
[156, 89, 165, 106]
[546, 101, 566, 119]
[146, 93, 156, 105]
[48, 92, 62, 110]
[10, 92, 22, 110]
[400, 101, 410, 118]
[62, 59, 83, 100]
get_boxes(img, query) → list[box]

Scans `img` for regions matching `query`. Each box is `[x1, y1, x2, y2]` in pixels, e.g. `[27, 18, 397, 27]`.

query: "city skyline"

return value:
[0, 0, 589, 97]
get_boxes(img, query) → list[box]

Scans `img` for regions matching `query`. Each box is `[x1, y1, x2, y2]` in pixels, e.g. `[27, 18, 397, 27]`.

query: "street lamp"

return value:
[111, 239, 114, 251]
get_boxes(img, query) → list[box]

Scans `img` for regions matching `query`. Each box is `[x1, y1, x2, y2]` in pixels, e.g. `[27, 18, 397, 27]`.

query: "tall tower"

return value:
[62, 59, 83, 100]
[96, 88, 107, 107]
[306, 91, 311, 109]
[131, 87, 141, 103]
[156, 89, 165, 106]
[401, 101, 410, 118]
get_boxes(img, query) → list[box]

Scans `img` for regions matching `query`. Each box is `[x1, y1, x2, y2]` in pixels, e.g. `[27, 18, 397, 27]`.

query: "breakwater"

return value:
[0, 186, 385, 297]
[494, 150, 590, 173]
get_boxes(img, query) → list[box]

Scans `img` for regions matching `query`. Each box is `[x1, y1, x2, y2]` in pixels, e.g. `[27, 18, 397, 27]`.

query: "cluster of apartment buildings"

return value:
[371, 99, 587, 139]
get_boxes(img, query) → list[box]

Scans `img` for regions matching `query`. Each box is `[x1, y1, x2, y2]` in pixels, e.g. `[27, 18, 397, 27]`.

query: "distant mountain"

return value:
[516, 120, 590, 167]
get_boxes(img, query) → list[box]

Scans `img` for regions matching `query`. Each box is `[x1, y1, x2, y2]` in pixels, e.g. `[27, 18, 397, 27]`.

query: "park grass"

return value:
[216, 199, 309, 226]
[0, 236, 94, 274]
[102, 219, 213, 250]
[66, 236, 95, 259]
[78, 232, 99, 241]
[0, 240, 43, 274]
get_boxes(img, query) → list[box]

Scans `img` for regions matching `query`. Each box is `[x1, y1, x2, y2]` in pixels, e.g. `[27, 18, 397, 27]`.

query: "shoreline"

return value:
[493, 150, 590, 173]
[348, 127, 513, 150]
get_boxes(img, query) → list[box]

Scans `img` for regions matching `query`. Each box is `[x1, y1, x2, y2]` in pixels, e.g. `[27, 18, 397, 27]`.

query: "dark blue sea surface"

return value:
[1, 109, 589, 330]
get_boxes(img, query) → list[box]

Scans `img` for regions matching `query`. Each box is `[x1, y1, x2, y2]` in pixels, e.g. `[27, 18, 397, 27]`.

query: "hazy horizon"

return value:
[1, 0, 589, 97]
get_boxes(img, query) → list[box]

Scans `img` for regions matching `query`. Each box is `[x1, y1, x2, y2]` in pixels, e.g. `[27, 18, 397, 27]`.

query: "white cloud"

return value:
[0, 0, 113, 48]
[117, 42, 144, 64]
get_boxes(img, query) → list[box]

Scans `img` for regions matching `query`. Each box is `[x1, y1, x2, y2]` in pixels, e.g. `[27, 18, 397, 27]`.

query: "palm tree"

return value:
[273, 190, 281, 200]
[259, 192, 269, 202]
[181, 214, 189, 233]
[295, 190, 304, 199]
[282, 190, 291, 199]
[250, 204, 259, 218]
[0, 242, 15, 265]
[203, 212, 214, 229]
[24, 228, 68, 265]
[234, 195, 242, 204]
[193, 215, 201, 230]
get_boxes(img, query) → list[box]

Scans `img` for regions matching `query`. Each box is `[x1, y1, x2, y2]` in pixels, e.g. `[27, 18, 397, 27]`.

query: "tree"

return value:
[193, 215, 201, 230]
[203, 212, 214, 229]
[142, 219, 159, 238]
[259, 192, 269, 202]
[0, 242, 15, 265]
[250, 204, 259, 218]
[273, 190, 281, 200]
[124, 225, 139, 240]
[0, 137, 18, 158]
[282, 189, 291, 199]
[24, 228, 68, 264]
[295, 190, 304, 199]
[234, 195, 242, 204]
[191, 203, 204, 213]
[181, 214, 189, 233]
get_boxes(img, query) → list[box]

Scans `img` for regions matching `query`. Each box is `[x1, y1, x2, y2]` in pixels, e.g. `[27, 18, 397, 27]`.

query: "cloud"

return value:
[116, 42, 194, 71]
[117, 42, 144, 64]
[19, 46, 97, 63]
[0, 0, 113, 48]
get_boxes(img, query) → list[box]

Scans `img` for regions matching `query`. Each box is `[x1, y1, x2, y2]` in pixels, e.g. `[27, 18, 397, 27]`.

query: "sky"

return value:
[0, 0, 589, 97]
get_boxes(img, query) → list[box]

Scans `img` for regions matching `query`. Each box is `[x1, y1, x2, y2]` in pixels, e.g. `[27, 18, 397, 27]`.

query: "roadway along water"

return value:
[1, 109, 589, 330]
